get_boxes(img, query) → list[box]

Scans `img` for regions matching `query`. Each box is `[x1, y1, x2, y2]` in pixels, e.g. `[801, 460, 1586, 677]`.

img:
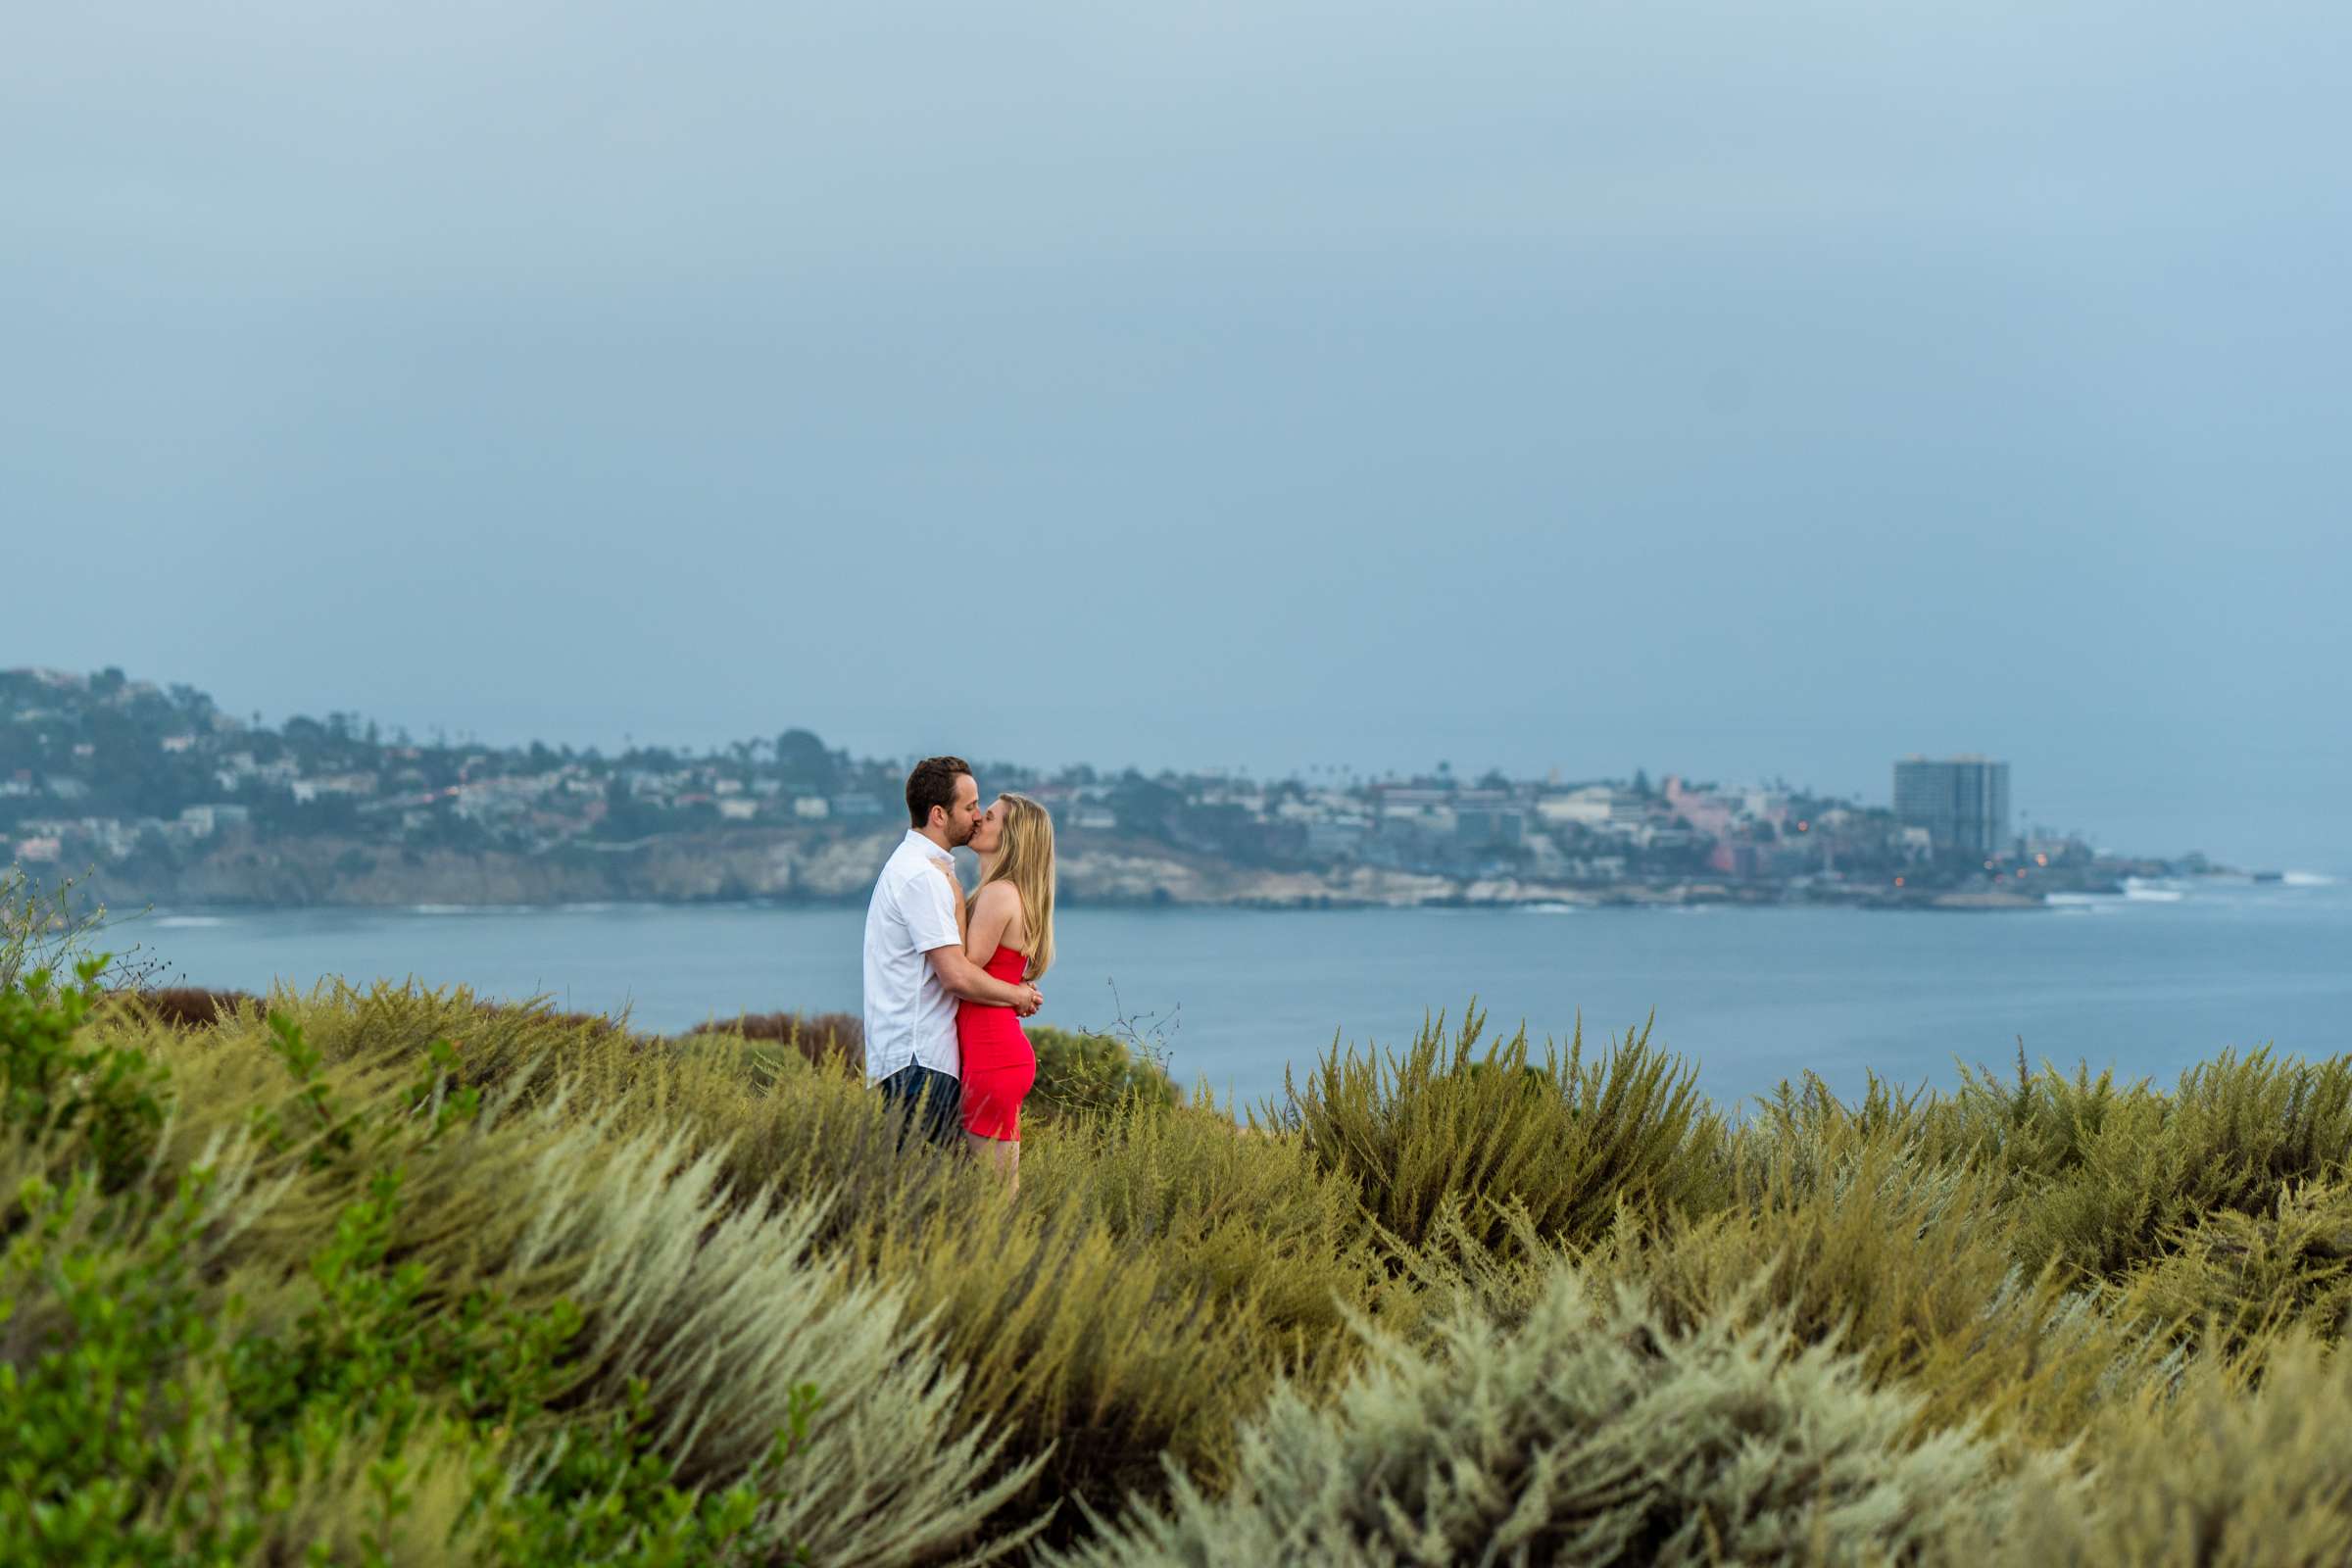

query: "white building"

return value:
[1537, 786, 1613, 827]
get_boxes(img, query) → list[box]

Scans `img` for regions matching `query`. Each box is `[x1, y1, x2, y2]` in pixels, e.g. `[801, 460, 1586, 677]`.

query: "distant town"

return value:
[3, 666, 2243, 910]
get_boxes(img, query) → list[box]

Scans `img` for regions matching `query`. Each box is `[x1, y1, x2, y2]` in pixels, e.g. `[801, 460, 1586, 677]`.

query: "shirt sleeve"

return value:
[902, 862, 962, 955]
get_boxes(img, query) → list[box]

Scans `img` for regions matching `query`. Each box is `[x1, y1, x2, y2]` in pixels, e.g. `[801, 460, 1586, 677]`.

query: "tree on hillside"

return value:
[774, 728, 838, 792]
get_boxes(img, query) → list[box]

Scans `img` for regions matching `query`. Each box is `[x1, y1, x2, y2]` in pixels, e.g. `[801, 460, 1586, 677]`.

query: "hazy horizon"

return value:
[7, 2, 2347, 872]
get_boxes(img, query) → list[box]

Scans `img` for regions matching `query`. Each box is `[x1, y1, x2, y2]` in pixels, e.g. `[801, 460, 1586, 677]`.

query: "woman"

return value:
[953, 792, 1054, 1192]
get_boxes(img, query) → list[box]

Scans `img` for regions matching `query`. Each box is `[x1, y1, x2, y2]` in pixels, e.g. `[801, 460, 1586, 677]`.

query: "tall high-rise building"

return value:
[1892, 756, 2011, 856]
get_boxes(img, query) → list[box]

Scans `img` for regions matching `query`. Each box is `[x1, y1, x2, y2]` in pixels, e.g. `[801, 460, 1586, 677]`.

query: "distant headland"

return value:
[3, 666, 2244, 911]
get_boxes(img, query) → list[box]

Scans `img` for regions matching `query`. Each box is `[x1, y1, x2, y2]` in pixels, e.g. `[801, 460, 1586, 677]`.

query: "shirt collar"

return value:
[903, 828, 946, 857]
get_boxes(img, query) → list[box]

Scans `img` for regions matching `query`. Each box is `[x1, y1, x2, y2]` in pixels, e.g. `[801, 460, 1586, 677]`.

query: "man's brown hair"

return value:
[905, 756, 972, 828]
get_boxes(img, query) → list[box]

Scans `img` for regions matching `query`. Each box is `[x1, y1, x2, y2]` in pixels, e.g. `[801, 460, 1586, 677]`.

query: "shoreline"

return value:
[48, 828, 2295, 919]
[122, 884, 2128, 917]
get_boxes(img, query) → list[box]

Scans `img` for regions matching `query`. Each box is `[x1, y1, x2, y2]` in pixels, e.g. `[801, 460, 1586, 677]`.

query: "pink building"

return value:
[1664, 776, 1739, 838]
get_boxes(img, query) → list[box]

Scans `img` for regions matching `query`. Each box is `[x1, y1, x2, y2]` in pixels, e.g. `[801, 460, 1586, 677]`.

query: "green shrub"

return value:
[1051, 1260, 2073, 1568]
[1029, 1024, 1181, 1119]
[0, 1005, 793, 1564]
[1281, 1003, 1729, 1256]
[2, 957, 169, 1191]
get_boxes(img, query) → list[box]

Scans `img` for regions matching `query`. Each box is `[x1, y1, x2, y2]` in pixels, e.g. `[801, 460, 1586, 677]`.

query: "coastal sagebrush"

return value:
[33, 969, 2352, 1562]
[1050, 1260, 2070, 1568]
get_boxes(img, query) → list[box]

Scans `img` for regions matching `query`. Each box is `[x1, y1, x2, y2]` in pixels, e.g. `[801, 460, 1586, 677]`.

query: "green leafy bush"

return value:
[2, 957, 169, 1190]
[1030, 1025, 1181, 1119]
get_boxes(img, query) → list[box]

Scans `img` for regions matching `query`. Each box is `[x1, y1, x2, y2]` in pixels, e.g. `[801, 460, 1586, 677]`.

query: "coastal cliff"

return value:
[69, 828, 2024, 910]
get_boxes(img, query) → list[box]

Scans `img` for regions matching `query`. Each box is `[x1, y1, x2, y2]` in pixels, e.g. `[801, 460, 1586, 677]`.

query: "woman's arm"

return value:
[924, 945, 1040, 1013]
[964, 881, 1018, 965]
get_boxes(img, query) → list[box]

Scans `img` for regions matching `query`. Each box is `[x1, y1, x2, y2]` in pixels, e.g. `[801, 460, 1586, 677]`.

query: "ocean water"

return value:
[129, 876, 2352, 1117]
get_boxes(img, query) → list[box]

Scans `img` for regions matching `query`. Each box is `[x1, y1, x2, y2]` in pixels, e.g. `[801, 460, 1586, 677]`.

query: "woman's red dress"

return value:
[956, 944, 1037, 1142]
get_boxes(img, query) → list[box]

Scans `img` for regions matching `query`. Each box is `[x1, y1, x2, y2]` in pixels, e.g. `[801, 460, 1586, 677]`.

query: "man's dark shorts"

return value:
[878, 1063, 961, 1151]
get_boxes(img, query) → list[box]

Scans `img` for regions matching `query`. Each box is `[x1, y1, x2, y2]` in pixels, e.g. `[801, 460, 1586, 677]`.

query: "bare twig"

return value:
[1, 864, 164, 992]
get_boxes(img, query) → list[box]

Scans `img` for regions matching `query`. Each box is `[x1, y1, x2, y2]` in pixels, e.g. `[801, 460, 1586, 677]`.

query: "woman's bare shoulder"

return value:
[974, 880, 1021, 912]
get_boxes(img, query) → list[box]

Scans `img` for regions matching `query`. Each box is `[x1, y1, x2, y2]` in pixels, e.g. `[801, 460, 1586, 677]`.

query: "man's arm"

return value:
[926, 944, 1041, 1014]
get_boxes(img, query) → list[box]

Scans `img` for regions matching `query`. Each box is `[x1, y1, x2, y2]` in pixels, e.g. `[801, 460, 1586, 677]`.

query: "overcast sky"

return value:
[6, 1, 2347, 869]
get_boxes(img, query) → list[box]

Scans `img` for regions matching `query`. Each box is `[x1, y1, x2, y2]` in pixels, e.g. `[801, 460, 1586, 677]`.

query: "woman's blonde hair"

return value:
[969, 792, 1055, 980]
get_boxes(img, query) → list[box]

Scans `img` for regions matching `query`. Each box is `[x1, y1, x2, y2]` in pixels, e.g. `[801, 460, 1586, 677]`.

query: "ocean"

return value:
[130, 874, 2351, 1117]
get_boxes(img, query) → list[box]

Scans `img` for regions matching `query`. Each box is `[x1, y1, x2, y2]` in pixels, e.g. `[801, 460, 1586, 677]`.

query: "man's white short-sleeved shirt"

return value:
[861, 829, 964, 1083]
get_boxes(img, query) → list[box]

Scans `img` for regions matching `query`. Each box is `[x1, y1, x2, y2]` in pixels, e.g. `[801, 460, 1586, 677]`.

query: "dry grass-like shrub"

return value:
[1281, 1003, 1729, 1257]
[1605, 1126, 2169, 1448]
[1022, 1096, 1388, 1340]
[2132, 1178, 2352, 1351]
[1948, 1048, 2352, 1281]
[1993, 1334, 2352, 1566]
[416, 1002, 1351, 1521]
[690, 1008, 865, 1071]
[489, 1108, 1046, 1563]
[112, 985, 265, 1031]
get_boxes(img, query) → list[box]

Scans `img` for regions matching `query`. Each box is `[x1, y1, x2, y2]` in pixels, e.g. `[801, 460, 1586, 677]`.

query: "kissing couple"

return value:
[860, 755, 1057, 1193]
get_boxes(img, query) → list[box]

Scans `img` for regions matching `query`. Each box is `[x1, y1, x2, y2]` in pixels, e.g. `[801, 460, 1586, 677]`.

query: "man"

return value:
[862, 755, 1042, 1148]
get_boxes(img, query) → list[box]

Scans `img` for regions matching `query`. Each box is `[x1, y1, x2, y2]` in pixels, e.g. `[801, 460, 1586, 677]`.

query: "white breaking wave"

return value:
[153, 914, 229, 928]
[2283, 870, 2339, 887]
[1518, 903, 1581, 915]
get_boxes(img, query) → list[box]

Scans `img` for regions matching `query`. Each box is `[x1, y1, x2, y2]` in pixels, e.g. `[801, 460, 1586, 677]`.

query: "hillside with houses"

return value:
[3, 666, 2201, 909]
